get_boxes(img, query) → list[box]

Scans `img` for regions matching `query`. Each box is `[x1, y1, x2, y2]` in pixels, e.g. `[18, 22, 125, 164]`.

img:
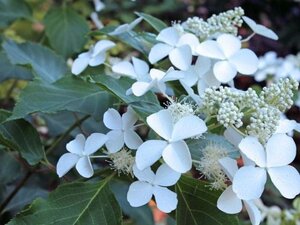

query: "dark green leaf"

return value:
[110, 179, 154, 225]
[0, 149, 21, 185]
[91, 75, 162, 121]
[0, 0, 31, 28]
[41, 111, 108, 137]
[0, 52, 32, 82]
[136, 12, 167, 32]
[0, 116, 45, 165]
[44, 7, 89, 58]
[9, 76, 115, 120]
[176, 175, 240, 225]
[2, 40, 67, 83]
[7, 176, 122, 225]
[91, 27, 154, 55]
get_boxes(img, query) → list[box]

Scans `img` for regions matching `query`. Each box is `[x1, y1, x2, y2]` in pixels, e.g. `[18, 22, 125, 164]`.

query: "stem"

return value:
[0, 171, 32, 214]
[133, 123, 145, 128]
[104, 62, 112, 68]
[192, 159, 200, 164]
[45, 115, 90, 155]
[241, 32, 256, 42]
[72, 113, 87, 136]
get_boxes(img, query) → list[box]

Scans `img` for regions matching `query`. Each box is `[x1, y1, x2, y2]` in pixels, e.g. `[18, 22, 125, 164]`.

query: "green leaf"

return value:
[0, 51, 32, 82]
[0, 148, 21, 185]
[0, 0, 31, 28]
[176, 175, 240, 225]
[91, 75, 162, 121]
[0, 114, 45, 165]
[10, 76, 115, 120]
[44, 7, 89, 58]
[2, 40, 67, 83]
[7, 176, 122, 225]
[136, 12, 167, 32]
[91, 27, 154, 55]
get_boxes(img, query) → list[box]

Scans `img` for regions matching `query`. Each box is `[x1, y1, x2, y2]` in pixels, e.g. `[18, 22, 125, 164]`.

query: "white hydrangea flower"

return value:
[103, 107, 143, 153]
[217, 157, 261, 225]
[127, 164, 180, 213]
[242, 16, 278, 40]
[168, 56, 220, 95]
[71, 40, 115, 75]
[109, 17, 143, 36]
[93, 0, 105, 12]
[56, 133, 107, 178]
[136, 109, 207, 173]
[148, 27, 199, 70]
[233, 134, 300, 200]
[196, 34, 259, 83]
[275, 114, 300, 136]
[254, 51, 280, 82]
[130, 67, 183, 97]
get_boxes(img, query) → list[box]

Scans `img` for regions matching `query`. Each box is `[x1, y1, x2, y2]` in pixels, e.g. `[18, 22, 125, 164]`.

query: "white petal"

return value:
[232, 166, 267, 200]
[217, 34, 241, 58]
[133, 164, 155, 183]
[105, 130, 124, 153]
[202, 70, 221, 87]
[112, 61, 136, 78]
[177, 33, 199, 54]
[84, 133, 107, 155]
[150, 68, 165, 80]
[244, 200, 262, 225]
[179, 70, 198, 87]
[268, 166, 300, 199]
[153, 186, 178, 213]
[131, 81, 153, 97]
[88, 52, 106, 66]
[154, 163, 181, 186]
[127, 181, 153, 207]
[218, 157, 238, 181]
[132, 57, 149, 78]
[162, 69, 185, 82]
[224, 127, 243, 148]
[217, 186, 242, 214]
[156, 27, 180, 46]
[275, 119, 297, 134]
[56, 153, 79, 177]
[75, 156, 94, 178]
[92, 40, 115, 57]
[66, 134, 85, 155]
[71, 53, 90, 75]
[135, 140, 167, 170]
[169, 45, 192, 71]
[122, 106, 138, 129]
[194, 56, 211, 76]
[266, 133, 296, 167]
[146, 109, 173, 140]
[238, 136, 266, 167]
[103, 108, 122, 130]
[148, 43, 173, 64]
[213, 61, 237, 83]
[124, 130, 143, 149]
[162, 141, 192, 173]
[196, 40, 225, 60]
[171, 115, 207, 142]
[243, 16, 278, 40]
[229, 49, 258, 75]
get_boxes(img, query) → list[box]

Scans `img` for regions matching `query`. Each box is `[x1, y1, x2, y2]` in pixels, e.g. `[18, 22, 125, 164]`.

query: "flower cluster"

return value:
[55, 7, 300, 224]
